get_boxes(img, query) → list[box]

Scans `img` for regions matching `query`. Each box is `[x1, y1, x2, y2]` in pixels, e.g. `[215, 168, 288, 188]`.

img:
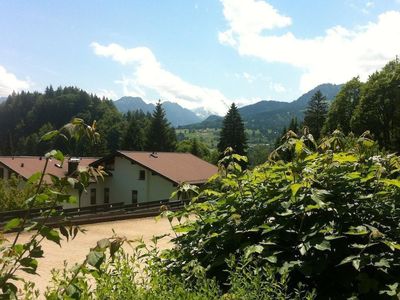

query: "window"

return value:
[104, 188, 110, 204]
[132, 190, 138, 204]
[0, 168, 3, 179]
[90, 188, 97, 205]
[139, 170, 146, 180]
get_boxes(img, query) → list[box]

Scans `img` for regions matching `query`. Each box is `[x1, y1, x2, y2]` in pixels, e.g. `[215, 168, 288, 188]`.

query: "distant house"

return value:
[0, 151, 218, 208]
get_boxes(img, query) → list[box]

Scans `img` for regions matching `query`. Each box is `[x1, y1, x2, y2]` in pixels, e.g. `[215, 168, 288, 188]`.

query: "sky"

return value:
[0, 0, 400, 115]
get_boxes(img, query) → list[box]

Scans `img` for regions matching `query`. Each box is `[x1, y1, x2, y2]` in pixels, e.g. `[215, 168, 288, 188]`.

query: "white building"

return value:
[0, 151, 218, 208]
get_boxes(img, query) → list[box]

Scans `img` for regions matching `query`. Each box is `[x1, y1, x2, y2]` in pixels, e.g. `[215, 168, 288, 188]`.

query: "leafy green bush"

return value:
[0, 176, 36, 211]
[42, 237, 314, 300]
[163, 131, 400, 298]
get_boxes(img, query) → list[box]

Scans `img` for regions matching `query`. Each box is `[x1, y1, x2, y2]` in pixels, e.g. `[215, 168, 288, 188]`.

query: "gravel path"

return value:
[6, 217, 174, 296]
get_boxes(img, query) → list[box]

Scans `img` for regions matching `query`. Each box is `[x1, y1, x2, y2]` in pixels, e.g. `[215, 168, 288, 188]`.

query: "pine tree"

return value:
[145, 101, 176, 151]
[303, 90, 328, 140]
[217, 103, 247, 156]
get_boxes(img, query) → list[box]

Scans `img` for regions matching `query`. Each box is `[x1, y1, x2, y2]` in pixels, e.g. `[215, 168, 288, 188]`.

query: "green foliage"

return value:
[0, 176, 36, 211]
[323, 77, 363, 135]
[41, 239, 314, 300]
[0, 87, 123, 156]
[351, 58, 400, 151]
[163, 131, 400, 298]
[303, 90, 328, 140]
[0, 119, 102, 299]
[218, 103, 248, 157]
[121, 110, 148, 150]
[176, 138, 210, 159]
[247, 144, 271, 168]
[145, 101, 177, 152]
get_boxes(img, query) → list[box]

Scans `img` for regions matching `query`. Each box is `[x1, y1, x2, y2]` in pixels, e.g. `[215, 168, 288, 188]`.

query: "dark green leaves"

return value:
[40, 226, 61, 246]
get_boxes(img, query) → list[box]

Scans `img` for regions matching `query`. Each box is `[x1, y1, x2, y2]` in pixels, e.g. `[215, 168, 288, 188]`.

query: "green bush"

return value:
[163, 131, 400, 298]
[0, 176, 36, 211]
[42, 239, 314, 300]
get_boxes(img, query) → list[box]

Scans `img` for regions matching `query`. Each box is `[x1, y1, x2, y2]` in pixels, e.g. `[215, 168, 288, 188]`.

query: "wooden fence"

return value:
[0, 199, 189, 226]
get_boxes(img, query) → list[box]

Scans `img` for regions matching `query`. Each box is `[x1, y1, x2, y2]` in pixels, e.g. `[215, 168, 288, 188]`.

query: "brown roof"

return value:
[0, 156, 98, 182]
[102, 151, 218, 184]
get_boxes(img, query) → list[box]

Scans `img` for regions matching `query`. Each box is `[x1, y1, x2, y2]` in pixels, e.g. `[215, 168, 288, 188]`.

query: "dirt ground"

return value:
[6, 217, 174, 296]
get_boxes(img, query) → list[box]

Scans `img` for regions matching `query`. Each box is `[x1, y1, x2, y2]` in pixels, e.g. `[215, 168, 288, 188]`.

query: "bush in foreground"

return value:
[41, 239, 314, 300]
[163, 131, 400, 298]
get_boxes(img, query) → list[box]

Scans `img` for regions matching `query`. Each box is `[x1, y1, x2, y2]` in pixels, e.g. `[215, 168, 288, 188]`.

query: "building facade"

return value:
[0, 151, 218, 208]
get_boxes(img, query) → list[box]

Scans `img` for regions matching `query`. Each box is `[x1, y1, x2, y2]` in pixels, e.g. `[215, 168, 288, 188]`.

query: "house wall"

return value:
[148, 172, 176, 202]
[62, 177, 121, 208]
[0, 165, 10, 180]
[0, 156, 179, 209]
[108, 156, 177, 204]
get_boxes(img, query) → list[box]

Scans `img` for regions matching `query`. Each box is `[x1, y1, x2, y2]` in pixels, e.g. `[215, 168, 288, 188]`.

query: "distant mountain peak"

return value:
[114, 96, 202, 127]
[180, 83, 343, 131]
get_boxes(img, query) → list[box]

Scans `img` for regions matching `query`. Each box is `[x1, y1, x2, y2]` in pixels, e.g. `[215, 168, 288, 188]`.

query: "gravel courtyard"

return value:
[7, 217, 174, 295]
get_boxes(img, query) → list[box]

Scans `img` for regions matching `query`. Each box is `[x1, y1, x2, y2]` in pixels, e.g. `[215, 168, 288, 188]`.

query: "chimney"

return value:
[68, 158, 80, 175]
[20, 163, 24, 168]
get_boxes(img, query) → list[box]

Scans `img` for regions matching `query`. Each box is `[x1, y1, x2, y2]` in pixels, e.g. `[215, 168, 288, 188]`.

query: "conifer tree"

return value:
[218, 103, 247, 156]
[303, 90, 328, 140]
[145, 101, 176, 151]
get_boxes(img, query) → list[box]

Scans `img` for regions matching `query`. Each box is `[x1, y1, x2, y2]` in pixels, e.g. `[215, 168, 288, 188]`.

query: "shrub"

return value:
[163, 131, 400, 298]
[0, 176, 36, 211]
[42, 238, 314, 300]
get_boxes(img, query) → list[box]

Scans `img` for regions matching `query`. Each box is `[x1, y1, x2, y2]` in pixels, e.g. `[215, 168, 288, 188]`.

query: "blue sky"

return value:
[0, 0, 400, 115]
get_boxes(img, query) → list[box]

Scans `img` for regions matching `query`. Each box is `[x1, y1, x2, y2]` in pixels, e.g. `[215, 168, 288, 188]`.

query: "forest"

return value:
[0, 86, 177, 157]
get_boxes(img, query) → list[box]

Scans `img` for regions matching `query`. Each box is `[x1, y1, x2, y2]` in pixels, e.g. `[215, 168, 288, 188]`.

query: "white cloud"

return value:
[0, 65, 30, 96]
[91, 42, 231, 115]
[94, 89, 118, 100]
[219, 0, 400, 91]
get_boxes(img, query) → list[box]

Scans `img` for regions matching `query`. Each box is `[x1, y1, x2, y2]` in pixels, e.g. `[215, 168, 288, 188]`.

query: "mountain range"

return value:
[181, 83, 342, 132]
[114, 97, 201, 127]
[113, 83, 342, 131]
[0, 97, 6, 103]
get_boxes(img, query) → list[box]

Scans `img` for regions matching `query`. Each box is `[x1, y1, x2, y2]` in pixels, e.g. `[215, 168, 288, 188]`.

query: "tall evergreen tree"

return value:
[218, 103, 247, 156]
[145, 101, 176, 151]
[303, 90, 328, 140]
